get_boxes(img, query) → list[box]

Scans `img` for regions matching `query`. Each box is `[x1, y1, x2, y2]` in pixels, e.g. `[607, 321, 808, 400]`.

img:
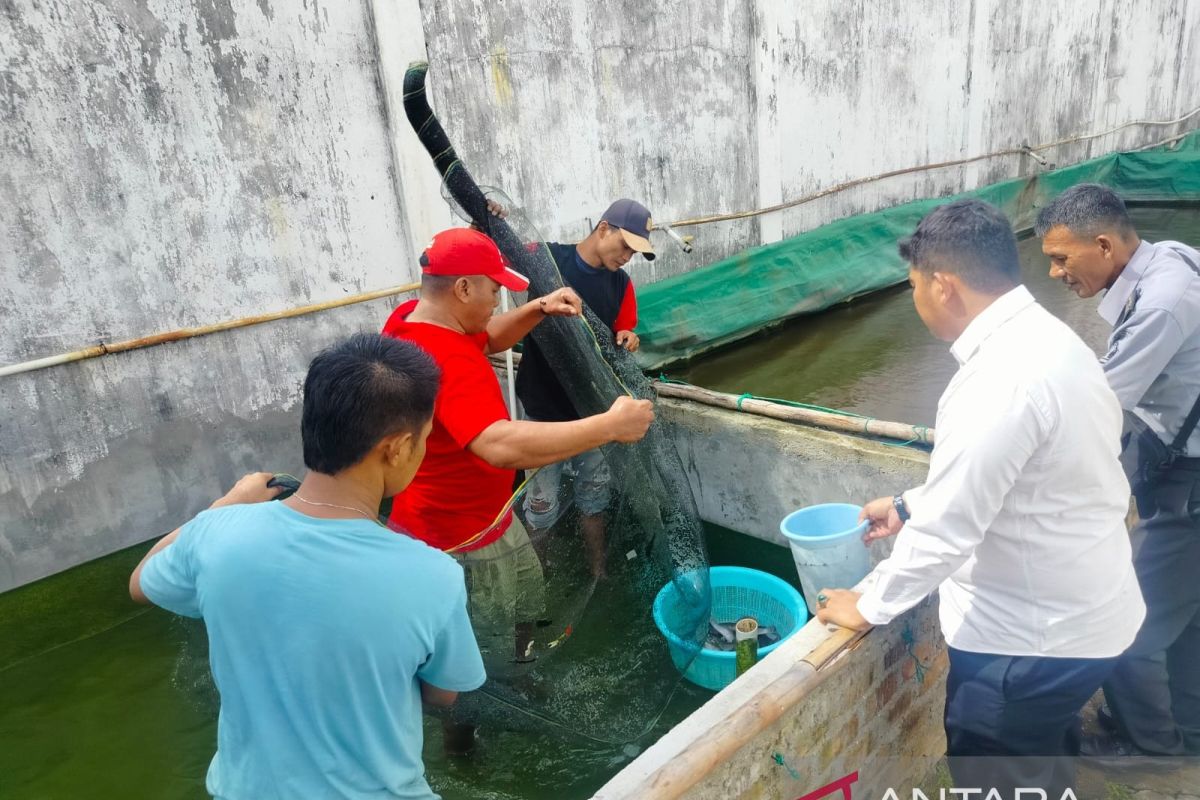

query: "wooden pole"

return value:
[653, 381, 935, 445]
[484, 354, 932, 445]
[0, 282, 420, 379]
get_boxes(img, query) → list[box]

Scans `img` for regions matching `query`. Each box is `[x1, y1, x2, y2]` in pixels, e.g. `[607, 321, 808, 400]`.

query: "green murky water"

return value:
[673, 204, 1200, 427]
[0, 526, 797, 800]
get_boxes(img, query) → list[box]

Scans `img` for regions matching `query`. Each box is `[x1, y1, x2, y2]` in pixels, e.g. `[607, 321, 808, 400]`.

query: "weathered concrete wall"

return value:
[0, 0, 417, 590]
[756, 0, 1200, 241]
[404, 0, 759, 285]
[3, 0, 1195, 592]
[660, 398, 930, 547]
[391, 0, 1199, 284]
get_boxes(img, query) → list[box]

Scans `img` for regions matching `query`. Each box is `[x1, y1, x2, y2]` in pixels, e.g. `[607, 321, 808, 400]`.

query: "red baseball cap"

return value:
[420, 228, 530, 291]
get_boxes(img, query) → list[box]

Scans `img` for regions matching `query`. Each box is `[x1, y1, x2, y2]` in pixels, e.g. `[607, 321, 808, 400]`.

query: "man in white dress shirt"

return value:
[816, 198, 1146, 793]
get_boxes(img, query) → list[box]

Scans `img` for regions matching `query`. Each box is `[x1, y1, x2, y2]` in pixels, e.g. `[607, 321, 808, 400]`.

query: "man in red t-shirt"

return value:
[382, 228, 653, 674]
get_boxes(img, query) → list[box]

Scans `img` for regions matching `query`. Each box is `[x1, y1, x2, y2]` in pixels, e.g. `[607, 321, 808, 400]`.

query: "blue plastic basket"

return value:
[652, 566, 809, 691]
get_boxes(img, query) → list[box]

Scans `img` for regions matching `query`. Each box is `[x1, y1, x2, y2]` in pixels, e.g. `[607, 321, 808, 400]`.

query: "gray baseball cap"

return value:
[600, 199, 656, 261]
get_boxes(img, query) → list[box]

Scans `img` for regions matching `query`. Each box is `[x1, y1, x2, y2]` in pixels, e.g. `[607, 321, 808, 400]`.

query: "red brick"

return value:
[884, 637, 909, 670]
[924, 649, 950, 681]
[842, 714, 860, 742]
[887, 688, 914, 724]
[901, 713, 946, 759]
[820, 735, 844, 766]
[875, 672, 899, 710]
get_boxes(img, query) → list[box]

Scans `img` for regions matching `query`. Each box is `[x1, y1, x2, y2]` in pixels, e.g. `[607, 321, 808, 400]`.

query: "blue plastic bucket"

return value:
[779, 503, 872, 616]
[652, 566, 808, 691]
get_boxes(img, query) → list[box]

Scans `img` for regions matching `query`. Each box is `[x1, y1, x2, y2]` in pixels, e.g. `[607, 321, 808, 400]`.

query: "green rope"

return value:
[901, 622, 929, 684]
[657, 375, 930, 450]
[772, 752, 802, 781]
[878, 424, 932, 448]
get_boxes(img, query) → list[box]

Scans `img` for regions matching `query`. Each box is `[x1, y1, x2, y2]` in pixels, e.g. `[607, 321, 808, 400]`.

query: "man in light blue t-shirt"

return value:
[130, 333, 485, 800]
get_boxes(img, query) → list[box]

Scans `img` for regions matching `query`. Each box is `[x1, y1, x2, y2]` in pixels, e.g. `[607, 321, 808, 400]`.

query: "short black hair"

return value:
[898, 199, 1020, 293]
[1033, 183, 1135, 239]
[301, 333, 440, 474]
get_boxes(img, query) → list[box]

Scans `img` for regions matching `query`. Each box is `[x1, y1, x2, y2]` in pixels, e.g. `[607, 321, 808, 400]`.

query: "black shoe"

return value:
[1080, 733, 1184, 771]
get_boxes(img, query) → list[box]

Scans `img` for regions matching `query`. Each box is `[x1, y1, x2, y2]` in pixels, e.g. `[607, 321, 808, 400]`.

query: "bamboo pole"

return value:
[653, 381, 935, 445]
[0, 282, 420, 379]
[484, 354, 932, 445]
[598, 626, 868, 800]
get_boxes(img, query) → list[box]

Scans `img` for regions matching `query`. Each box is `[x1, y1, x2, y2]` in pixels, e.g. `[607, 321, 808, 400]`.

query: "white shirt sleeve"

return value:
[856, 373, 1049, 625]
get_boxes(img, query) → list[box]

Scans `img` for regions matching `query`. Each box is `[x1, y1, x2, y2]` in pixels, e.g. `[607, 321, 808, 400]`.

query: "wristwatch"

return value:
[892, 493, 911, 523]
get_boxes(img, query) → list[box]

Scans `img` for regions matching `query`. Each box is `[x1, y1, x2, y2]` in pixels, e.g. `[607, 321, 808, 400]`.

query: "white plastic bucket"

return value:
[779, 503, 872, 617]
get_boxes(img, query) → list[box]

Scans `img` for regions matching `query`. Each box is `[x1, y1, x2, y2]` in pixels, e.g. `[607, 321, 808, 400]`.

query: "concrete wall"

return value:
[398, 0, 1200, 284]
[0, 0, 416, 591]
[660, 398, 930, 546]
[2, 0, 1195, 590]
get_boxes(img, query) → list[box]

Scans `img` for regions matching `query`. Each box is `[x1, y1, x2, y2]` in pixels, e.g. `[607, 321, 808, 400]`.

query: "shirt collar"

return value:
[1097, 240, 1152, 325]
[949, 285, 1036, 365]
[574, 248, 604, 275]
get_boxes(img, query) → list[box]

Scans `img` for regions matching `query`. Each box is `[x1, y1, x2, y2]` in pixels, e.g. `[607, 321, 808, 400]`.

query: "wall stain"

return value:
[489, 45, 515, 106]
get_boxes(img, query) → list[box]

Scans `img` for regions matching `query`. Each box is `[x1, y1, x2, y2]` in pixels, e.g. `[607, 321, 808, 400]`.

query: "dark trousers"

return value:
[1105, 460, 1200, 755]
[945, 647, 1116, 794]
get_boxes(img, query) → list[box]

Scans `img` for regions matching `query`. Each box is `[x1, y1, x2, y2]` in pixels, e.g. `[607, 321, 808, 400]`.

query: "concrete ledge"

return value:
[659, 397, 930, 545]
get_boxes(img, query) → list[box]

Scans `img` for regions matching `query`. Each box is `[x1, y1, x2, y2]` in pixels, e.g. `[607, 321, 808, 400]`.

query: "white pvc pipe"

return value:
[501, 288, 518, 419]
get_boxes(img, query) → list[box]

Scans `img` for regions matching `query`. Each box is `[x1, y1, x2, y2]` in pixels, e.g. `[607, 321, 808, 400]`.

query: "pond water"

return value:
[0, 525, 797, 800]
[673, 205, 1200, 427]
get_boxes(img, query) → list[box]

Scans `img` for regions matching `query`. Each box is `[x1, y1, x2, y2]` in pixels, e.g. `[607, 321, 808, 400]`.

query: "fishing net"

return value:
[402, 62, 712, 746]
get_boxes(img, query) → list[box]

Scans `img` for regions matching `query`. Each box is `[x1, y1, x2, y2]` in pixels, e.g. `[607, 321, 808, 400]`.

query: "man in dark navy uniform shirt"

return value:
[516, 199, 655, 578]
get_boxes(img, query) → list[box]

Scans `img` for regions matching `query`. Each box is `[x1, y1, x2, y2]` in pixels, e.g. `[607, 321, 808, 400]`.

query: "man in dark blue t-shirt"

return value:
[516, 199, 654, 578]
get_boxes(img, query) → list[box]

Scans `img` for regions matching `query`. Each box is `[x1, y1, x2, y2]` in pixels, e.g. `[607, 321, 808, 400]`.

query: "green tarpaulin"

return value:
[636, 130, 1200, 369]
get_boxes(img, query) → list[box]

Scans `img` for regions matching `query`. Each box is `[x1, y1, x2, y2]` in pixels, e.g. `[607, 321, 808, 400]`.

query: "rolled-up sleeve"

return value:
[1101, 307, 1185, 411]
[857, 378, 1047, 625]
[417, 577, 486, 692]
[139, 522, 203, 619]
